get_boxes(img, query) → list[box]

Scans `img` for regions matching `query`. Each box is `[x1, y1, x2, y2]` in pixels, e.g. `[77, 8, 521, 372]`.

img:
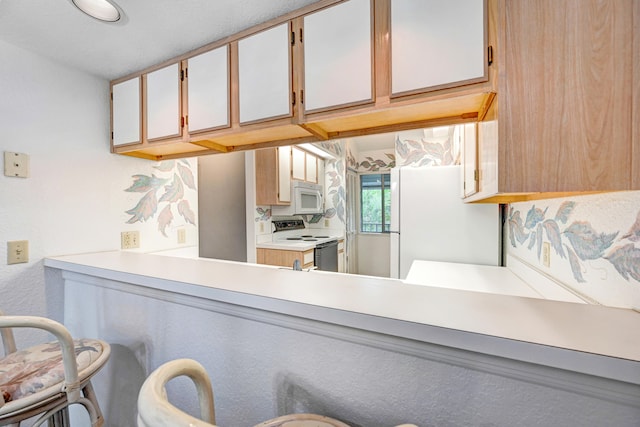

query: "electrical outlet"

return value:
[177, 228, 186, 244]
[259, 222, 264, 233]
[542, 242, 551, 267]
[7, 240, 29, 264]
[121, 231, 140, 249]
[324, 219, 330, 227]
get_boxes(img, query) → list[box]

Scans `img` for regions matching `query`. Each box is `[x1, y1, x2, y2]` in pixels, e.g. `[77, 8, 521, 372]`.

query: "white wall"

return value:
[0, 40, 196, 345]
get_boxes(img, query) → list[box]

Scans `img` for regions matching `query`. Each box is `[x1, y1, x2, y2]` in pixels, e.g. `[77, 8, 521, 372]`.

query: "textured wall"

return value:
[0, 40, 196, 347]
[63, 276, 640, 427]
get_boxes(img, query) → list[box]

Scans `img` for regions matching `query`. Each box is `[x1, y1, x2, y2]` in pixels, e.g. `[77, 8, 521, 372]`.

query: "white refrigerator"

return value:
[389, 165, 501, 279]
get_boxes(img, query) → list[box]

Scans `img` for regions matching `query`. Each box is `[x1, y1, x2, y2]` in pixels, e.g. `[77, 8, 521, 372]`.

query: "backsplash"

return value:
[507, 191, 640, 309]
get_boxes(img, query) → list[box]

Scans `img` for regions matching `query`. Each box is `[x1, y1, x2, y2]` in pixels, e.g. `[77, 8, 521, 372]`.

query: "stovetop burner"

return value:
[301, 235, 313, 238]
[303, 238, 318, 241]
[286, 237, 303, 240]
[314, 235, 330, 238]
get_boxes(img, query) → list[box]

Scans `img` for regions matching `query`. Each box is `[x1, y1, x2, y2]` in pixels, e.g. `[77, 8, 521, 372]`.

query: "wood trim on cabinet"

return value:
[633, 0, 640, 189]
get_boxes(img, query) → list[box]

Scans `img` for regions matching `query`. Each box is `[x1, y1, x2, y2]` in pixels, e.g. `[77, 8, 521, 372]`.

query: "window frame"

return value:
[358, 172, 391, 234]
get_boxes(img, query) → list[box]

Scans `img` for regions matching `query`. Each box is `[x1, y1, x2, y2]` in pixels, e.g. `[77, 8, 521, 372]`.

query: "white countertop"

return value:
[44, 251, 640, 383]
[404, 260, 586, 303]
[256, 240, 318, 251]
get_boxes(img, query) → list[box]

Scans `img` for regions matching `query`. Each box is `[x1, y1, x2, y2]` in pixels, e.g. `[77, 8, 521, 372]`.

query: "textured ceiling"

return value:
[0, 0, 322, 80]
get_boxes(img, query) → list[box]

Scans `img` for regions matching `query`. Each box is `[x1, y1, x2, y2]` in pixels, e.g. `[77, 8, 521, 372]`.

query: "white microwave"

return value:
[272, 181, 324, 215]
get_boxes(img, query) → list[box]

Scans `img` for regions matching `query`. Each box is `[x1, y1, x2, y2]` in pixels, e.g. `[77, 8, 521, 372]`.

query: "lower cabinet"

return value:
[257, 248, 315, 269]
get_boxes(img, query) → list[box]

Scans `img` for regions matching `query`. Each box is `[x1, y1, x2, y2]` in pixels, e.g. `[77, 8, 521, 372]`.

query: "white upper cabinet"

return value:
[291, 146, 306, 181]
[391, 0, 486, 95]
[278, 146, 292, 203]
[305, 152, 318, 183]
[303, 0, 372, 112]
[187, 45, 229, 133]
[238, 23, 291, 124]
[112, 77, 140, 146]
[146, 63, 181, 140]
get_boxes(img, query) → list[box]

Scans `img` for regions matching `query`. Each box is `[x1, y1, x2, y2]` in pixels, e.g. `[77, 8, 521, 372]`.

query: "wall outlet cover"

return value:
[121, 231, 140, 249]
[7, 240, 29, 264]
[4, 151, 29, 178]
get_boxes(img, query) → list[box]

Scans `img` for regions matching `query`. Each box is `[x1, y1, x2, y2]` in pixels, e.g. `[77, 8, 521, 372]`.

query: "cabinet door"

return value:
[303, 0, 372, 112]
[112, 77, 140, 146]
[146, 63, 181, 140]
[391, 0, 486, 95]
[277, 146, 292, 203]
[238, 23, 291, 124]
[460, 123, 478, 198]
[291, 146, 306, 180]
[305, 153, 317, 183]
[187, 46, 229, 133]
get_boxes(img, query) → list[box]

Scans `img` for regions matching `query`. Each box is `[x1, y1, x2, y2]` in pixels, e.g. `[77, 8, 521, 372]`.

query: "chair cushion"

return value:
[0, 338, 104, 403]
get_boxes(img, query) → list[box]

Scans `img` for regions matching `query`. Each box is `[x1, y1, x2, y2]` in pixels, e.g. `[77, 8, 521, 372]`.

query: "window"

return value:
[360, 173, 391, 233]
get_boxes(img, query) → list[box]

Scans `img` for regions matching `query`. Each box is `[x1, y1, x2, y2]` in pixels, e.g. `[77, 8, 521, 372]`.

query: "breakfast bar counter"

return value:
[44, 251, 640, 426]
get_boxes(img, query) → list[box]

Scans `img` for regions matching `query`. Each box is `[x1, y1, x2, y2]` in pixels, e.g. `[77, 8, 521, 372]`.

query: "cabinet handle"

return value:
[488, 46, 493, 66]
[292, 91, 296, 106]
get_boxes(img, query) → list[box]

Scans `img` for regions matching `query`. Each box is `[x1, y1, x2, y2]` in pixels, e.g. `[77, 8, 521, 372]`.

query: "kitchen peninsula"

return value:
[45, 251, 640, 426]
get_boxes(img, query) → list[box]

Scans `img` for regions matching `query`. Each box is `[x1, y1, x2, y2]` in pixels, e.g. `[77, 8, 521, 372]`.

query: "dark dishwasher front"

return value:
[314, 240, 338, 272]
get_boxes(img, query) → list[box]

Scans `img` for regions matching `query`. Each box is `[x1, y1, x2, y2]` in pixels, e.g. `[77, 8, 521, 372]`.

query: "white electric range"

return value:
[256, 218, 342, 271]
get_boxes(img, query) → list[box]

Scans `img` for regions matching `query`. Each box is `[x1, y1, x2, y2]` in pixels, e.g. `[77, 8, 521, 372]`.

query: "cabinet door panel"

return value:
[391, 0, 485, 95]
[238, 23, 291, 123]
[303, 0, 372, 111]
[147, 63, 181, 140]
[306, 153, 317, 183]
[278, 146, 292, 203]
[112, 77, 140, 146]
[188, 46, 229, 132]
[292, 146, 306, 180]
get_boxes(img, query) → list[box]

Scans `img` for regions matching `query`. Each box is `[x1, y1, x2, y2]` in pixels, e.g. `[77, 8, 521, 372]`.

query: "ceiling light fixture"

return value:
[71, 0, 121, 22]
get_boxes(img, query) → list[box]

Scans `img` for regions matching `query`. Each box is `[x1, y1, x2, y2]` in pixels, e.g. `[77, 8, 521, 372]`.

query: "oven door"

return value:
[314, 240, 338, 271]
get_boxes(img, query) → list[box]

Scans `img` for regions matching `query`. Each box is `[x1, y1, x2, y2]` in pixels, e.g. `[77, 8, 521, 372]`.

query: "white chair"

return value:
[0, 311, 110, 427]
[137, 358, 418, 427]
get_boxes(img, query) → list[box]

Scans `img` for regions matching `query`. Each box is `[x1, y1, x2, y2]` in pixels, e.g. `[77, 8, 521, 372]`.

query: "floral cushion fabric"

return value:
[0, 338, 104, 403]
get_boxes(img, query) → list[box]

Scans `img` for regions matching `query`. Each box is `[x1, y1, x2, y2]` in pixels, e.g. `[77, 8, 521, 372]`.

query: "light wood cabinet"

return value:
[390, 0, 487, 96]
[465, 0, 639, 202]
[255, 146, 292, 206]
[302, 0, 373, 112]
[146, 63, 182, 141]
[257, 248, 315, 269]
[111, 76, 141, 146]
[238, 23, 292, 124]
[187, 45, 230, 133]
[291, 146, 318, 183]
[111, 0, 495, 161]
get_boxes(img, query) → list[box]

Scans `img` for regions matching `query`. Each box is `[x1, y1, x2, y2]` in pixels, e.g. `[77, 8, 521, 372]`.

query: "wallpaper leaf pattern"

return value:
[325, 158, 346, 223]
[358, 154, 396, 171]
[509, 202, 640, 284]
[395, 133, 459, 167]
[124, 159, 197, 237]
[255, 207, 271, 222]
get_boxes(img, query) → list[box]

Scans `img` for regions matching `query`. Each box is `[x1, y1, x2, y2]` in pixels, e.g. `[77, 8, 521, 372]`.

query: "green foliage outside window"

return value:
[360, 173, 391, 233]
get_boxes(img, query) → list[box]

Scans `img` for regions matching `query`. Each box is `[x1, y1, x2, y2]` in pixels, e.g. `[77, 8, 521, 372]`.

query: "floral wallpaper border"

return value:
[509, 201, 640, 285]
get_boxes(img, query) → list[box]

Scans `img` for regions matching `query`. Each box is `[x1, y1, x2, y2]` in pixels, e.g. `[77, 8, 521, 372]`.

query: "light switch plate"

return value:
[7, 240, 29, 264]
[4, 152, 30, 178]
